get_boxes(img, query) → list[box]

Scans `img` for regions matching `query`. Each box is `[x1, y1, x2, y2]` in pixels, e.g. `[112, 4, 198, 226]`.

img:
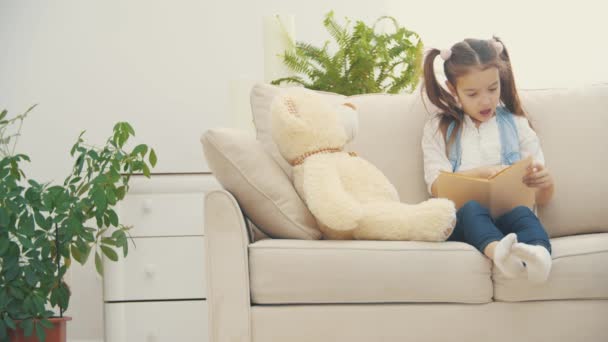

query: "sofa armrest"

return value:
[204, 189, 251, 342]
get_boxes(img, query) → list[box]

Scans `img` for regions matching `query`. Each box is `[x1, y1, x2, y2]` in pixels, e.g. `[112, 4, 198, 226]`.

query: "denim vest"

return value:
[446, 106, 521, 172]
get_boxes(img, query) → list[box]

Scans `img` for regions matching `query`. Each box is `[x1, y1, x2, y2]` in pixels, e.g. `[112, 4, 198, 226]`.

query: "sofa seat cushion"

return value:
[494, 233, 608, 301]
[249, 239, 493, 304]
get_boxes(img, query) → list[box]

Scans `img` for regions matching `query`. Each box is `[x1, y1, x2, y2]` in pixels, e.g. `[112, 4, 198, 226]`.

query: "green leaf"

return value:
[25, 268, 38, 286]
[4, 316, 16, 330]
[132, 144, 148, 157]
[82, 229, 96, 243]
[34, 210, 51, 230]
[71, 244, 85, 264]
[100, 245, 118, 261]
[101, 237, 118, 246]
[142, 163, 151, 178]
[74, 153, 86, 175]
[0, 207, 10, 227]
[31, 294, 46, 313]
[121, 238, 129, 257]
[35, 320, 47, 342]
[39, 319, 54, 329]
[123, 122, 135, 136]
[76, 239, 92, 263]
[111, 228, 126, 240]
[9, 287, 24, 300]
[109, 168, 121, 182]
[92, 188, 107, 212]
[5, 265, 21, 282]
[70, 134, 86, 157]
[106, 187, 117, 205]
[149, 148, 157, 167]
[87, 150, 100, 161]
[0, 238, 9, 256]
[50, 288, 59, 307]
[77, 183, 91, 196]
[69, 176, 82, 184]
[19, 213, 35, 235]
[0, 321, 6, 340]
[0, 109, 7, 121]
[95, 251, 104, 276]
[115, 186, 126, 200]
[108, 209, 119, 227]
[18, 235, 35, 250]
[57, 283, 70, 310]
[21, 318, 33, 337]
[95, 214, 103, 229]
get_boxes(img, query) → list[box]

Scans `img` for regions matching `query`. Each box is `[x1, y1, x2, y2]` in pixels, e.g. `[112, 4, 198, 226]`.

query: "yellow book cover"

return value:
[436, 156, 535, 218]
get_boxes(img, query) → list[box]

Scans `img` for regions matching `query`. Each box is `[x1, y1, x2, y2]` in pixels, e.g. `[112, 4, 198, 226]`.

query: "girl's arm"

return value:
[535, 185, 554, 206]
[422, 117, 453, 197]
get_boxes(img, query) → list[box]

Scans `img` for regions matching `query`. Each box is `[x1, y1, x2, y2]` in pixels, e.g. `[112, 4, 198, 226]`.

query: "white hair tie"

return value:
[439, 49, 452, 61]
[492, 40, 504, 55]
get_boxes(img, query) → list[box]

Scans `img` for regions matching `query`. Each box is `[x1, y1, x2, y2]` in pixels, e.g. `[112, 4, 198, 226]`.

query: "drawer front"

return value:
[104, 236, 206, 301]
[104, 300, 208, 342]
[117, 192, 205, 237]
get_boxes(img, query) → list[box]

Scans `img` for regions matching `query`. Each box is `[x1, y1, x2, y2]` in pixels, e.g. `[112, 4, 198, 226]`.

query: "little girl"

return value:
[421, 37, 555, 283]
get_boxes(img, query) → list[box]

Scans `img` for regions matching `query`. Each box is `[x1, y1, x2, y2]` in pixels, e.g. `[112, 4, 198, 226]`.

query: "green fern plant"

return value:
[271, 11, 424, 95]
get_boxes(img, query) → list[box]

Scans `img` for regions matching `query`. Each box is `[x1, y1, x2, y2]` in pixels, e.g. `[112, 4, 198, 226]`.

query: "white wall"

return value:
[2, 0, 605, 182]
[1, 1, 606, 341]
[387, 0, 608, 89]
[0, 0, 393, 183]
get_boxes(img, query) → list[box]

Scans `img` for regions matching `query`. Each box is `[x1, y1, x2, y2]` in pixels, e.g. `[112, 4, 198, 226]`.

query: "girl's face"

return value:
[447, 67, 501, 126]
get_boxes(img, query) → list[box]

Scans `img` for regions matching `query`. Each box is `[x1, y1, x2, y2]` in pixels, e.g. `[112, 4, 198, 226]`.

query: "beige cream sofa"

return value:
[200, 83, 608, 342]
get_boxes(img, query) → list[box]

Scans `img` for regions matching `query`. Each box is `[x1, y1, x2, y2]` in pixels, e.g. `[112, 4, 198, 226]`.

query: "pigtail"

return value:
[493, 36, 527, 117]
[422, 48, 463, 151]
[423, 49, 456, 115]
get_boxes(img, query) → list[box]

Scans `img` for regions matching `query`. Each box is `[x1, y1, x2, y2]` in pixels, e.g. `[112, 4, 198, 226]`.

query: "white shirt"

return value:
[421, 113, 545, 195]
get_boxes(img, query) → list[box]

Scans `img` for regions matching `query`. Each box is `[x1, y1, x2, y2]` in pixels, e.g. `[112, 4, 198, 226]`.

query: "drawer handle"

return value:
[144, 264, 156, 277]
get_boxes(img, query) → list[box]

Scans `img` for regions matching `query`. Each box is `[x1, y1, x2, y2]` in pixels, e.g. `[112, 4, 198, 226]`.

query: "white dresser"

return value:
[103, 173, 220, 342]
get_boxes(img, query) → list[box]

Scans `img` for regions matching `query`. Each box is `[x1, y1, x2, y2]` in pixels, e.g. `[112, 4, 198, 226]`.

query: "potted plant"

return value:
[271, 11, 425, 95]
[0, 105, 157, 342]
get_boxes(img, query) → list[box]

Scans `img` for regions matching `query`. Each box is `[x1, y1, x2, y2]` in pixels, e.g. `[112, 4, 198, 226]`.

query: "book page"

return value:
[436, 172, 490, 210]
[489, 156, 535, 218]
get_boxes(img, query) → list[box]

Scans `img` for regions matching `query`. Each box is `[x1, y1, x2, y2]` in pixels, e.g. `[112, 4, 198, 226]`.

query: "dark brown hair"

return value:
[421, 36, 527, 150]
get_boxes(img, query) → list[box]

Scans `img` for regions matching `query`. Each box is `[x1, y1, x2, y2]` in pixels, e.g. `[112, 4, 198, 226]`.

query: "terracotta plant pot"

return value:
[8, 317, 72, 342]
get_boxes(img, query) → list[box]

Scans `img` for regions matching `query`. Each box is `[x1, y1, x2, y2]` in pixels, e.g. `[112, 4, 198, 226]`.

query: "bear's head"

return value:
[270, 88, 358, 164]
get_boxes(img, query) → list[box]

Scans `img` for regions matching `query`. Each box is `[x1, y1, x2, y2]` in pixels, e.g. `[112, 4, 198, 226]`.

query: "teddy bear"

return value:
[270, 87, 457, 241]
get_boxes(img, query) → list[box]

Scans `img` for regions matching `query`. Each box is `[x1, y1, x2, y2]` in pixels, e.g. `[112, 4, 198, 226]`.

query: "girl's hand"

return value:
[523, 163, 554, 189]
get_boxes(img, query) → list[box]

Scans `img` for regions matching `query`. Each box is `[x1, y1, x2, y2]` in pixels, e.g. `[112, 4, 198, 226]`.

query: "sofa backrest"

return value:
[250, 83, 608, 238]
[345, 92, 431, 204]
[518, 85, 608, 237]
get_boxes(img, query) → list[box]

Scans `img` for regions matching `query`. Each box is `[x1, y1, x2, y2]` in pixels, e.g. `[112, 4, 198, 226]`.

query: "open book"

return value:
[436, 156, 535, 219]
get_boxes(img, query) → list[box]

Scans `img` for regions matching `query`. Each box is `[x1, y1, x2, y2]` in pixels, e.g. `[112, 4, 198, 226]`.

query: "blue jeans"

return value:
[448, 200, 552, 254]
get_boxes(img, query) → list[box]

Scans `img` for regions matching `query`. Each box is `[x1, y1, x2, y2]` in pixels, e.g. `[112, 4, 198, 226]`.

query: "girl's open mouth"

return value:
[480, 109, 492, 116]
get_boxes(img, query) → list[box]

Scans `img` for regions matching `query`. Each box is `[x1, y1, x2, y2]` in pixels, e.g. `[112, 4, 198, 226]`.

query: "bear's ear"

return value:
[284, 97, 300, 116]
[271, 94, 306, 130]
[343, 102, 357, 110]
